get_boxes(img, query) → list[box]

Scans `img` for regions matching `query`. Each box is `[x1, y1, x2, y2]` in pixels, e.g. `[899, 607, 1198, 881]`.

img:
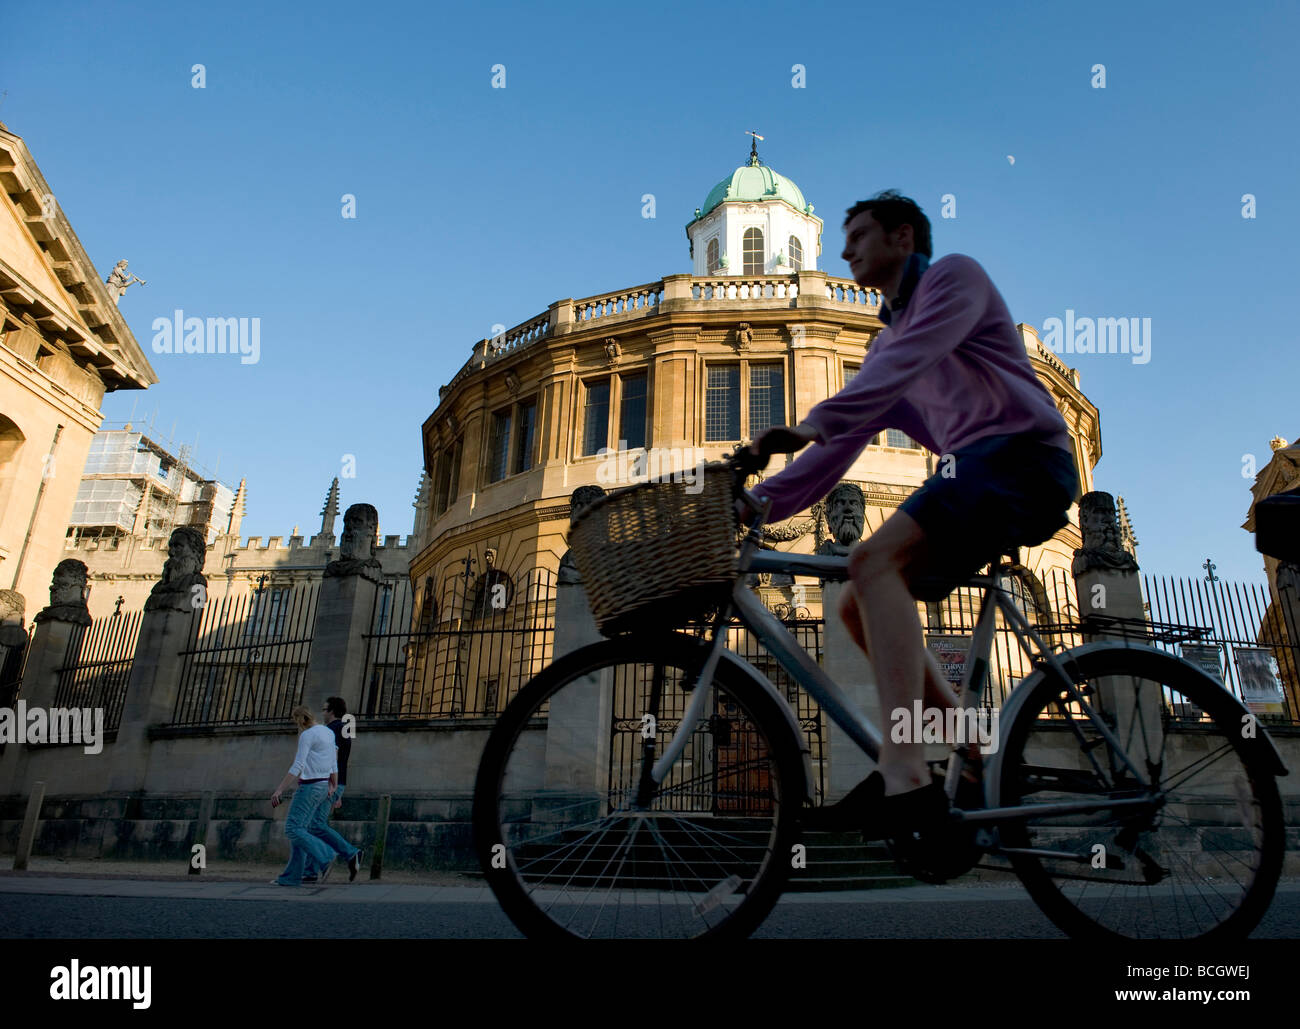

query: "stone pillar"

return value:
[106, 603, 200, 791]
[659, 273, 694, 312]
[542, 580, 609, 810]
[1275, 562, 1300, 716]
[107, 527, 209, 792]
[542, 486, 609, 812]
[304, 503, 383, 716]
[547, 297, 574, 335]
[820, 580, 879, 801]
[0, 590, 29, 710]
[305, 570, 380, 715]
[1072, 492, 1161, 754]
[814, 483, 878, 801]
[0, 571, 91, 793]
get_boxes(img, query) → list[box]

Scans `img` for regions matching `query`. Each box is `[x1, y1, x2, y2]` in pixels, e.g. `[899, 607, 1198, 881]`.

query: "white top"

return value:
[288, 723, 338, 780]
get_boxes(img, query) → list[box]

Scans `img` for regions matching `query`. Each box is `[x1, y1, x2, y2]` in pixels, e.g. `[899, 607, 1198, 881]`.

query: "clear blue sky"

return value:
[5, 0, 1295, 582]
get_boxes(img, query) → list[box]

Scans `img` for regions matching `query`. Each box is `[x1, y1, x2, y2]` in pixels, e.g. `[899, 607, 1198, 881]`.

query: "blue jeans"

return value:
[304, 784, 359, 876]
[276, 781, 335, 885]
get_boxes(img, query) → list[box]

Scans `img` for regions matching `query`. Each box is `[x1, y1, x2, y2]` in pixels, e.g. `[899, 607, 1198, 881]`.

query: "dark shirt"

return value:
[877, 252, 929, 326]
[327, 718, 351, 786]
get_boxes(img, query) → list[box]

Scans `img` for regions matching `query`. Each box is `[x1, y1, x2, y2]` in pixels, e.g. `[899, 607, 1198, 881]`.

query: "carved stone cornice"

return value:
[646, 326, 703, 352]
[786, 322, 843, 346]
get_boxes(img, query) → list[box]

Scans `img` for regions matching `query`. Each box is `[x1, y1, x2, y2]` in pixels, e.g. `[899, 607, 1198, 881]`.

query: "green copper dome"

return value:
[696, 159, 811, 221]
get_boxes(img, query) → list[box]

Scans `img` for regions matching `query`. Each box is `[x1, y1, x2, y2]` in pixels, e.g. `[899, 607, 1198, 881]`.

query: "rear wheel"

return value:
[473, 633, 806, 939]
[999, 646, 1284, 940]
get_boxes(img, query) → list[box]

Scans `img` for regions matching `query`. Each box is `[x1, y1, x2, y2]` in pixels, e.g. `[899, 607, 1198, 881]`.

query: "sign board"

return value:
[1181, 643, 1223, 682]
[1234, 646, 1286, 715]
[926, 634, 973, 688]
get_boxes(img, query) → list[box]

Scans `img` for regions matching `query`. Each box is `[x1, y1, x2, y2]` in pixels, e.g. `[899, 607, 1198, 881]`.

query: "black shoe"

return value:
[862, 774, 950, 844]
[879, 775, 991, 884]
[301, 872, 318, 884]
[348, 849, 362, 883]
[317, 861, 333, 884]
[805, 774, 886, 831]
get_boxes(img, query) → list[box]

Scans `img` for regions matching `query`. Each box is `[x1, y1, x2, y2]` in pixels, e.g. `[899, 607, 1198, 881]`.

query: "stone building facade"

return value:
[66, 474, 427, 620]
[65, 427, 236, 547]
[1244, 434, 1300, 711]
[414, 150, 1101, 628]
[0, 121, 155, 620]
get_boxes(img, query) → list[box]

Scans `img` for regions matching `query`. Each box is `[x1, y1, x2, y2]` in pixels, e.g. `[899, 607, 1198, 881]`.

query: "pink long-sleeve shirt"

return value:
[756, 253, 1072, 524]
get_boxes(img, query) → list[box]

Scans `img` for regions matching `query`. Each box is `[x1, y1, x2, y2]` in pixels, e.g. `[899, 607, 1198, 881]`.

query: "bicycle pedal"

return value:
[886, 827, 980, 884]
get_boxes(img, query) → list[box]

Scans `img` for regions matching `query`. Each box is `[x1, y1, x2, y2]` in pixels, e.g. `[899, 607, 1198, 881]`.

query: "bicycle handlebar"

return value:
[729, 427, 811, 479]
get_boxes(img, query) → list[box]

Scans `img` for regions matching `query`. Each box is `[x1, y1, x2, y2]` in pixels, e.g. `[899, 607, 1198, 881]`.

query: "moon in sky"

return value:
[1007, 155, 1015, 165]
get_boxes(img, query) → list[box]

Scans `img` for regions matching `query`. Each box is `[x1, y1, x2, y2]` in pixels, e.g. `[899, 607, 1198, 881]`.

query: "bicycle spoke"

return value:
[1003, 651, 1281, 940]
[478, 638, 798, 939]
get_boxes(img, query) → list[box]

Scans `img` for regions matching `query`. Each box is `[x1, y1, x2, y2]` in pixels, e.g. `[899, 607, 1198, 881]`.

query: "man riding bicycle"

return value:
[747, 190, 1080, 859]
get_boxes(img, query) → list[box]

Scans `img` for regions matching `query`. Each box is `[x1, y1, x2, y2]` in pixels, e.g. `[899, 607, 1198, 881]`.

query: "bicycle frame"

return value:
[648, 502, 1158, 827]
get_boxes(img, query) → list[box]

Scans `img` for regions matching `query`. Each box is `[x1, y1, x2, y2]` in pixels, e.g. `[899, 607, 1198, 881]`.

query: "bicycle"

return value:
[473, 446, 1288, 940]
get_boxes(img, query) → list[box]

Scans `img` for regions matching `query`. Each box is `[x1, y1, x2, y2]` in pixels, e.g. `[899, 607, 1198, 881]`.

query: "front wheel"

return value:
[473, 633, 806, 939]
[997, 645, 1284, 940]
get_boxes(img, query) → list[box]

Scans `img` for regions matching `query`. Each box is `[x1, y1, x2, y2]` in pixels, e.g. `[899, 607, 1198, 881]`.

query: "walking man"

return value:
[303, 696, 363, 883]
[271, 706, 337, 887]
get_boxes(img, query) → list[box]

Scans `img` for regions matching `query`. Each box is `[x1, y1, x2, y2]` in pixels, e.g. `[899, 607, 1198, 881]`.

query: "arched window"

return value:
[743, 228, 764, 275]
[706, 238, 720, 274]
[787, 235, 803, 271]
[0, 415, 27, 531]
[998, 567, 1051, 625]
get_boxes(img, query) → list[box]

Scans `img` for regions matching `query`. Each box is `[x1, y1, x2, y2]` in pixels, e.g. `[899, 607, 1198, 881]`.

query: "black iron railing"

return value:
[359, 569, 555, 719]
[170, 581, 319, 726]
[52, 610, 142, 731]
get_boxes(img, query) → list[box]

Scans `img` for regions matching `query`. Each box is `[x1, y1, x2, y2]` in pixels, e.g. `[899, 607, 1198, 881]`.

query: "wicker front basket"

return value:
[568, 463, 739, 635]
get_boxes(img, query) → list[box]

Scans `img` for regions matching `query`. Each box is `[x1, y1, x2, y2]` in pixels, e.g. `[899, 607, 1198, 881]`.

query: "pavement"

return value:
[6, 859, 1300, 912]
[0, 856, 1048, 904]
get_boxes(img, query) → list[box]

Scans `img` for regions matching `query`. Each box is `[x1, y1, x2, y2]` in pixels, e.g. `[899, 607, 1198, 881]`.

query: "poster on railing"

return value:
[1181, 643, 1224, 682]
[1234, 646, 1286, 714]
[926, 634, 973, 687]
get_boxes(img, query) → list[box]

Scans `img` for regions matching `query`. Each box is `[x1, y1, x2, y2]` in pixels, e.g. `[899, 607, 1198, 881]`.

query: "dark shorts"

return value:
[898, 433, 1079, 601]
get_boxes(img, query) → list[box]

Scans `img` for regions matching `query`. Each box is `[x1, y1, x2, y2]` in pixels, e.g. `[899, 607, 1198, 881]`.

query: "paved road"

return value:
[3, 877, 1300, 938]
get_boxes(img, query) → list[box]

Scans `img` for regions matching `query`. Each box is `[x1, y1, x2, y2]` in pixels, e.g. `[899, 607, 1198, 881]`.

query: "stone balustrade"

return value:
[690, 276, 799, 301]
[570, 282, 663, 324]
[481, 311, 550, 364]
[824, 280, 882, 309]
[436, 273, 885, 402]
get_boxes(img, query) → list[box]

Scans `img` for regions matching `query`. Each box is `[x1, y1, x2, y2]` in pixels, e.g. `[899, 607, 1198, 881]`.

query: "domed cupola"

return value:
[685, 135, 823, 277]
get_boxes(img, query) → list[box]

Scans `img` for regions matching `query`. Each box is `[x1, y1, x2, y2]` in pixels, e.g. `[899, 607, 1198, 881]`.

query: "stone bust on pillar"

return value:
[0, 590, 26, 646]
[324, 503, 383, 581]
[144, 527, 209, 612]
[1072, 492, 1139, 575]
[815, 482, 866, 556]
[558, 485, 607, 585]
[34, 559, 93, 625]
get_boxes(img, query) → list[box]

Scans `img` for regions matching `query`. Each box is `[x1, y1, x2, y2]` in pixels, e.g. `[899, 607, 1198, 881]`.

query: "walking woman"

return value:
[270, 705, 338, 886]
